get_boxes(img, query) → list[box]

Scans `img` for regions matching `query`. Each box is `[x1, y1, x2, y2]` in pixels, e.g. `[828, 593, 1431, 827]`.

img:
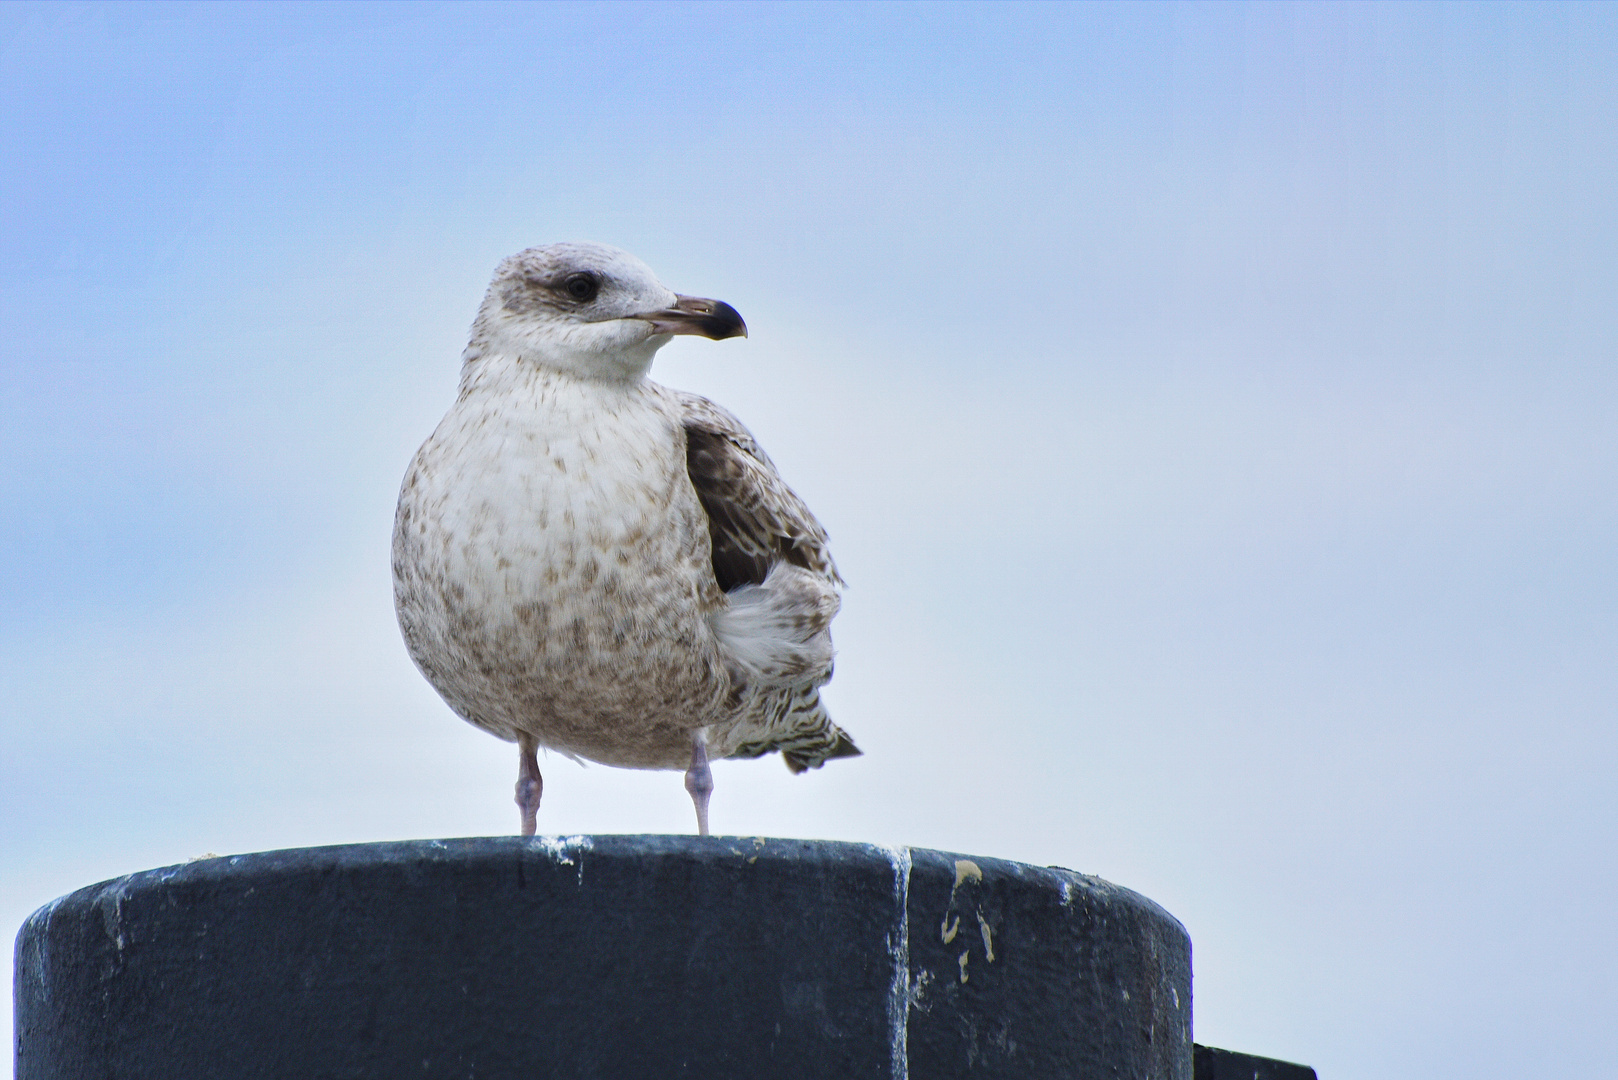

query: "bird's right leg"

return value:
[515, 733, 543, 837]
[684, 729, 714, 837]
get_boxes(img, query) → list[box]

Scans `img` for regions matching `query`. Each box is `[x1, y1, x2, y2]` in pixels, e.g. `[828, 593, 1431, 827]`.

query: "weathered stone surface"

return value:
[14, 836, 1192, 1079]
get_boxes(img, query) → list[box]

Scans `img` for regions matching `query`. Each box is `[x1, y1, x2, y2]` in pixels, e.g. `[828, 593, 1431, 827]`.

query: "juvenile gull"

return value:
[392, 243, 858, 836]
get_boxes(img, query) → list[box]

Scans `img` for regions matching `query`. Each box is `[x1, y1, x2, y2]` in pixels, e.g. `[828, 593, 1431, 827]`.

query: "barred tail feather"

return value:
[728, 686, 861, 772]
[781, 723, 862, 774]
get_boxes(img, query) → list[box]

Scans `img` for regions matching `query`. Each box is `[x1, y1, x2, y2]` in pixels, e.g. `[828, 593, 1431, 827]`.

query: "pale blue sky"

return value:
[4, 3, 1616, 1077]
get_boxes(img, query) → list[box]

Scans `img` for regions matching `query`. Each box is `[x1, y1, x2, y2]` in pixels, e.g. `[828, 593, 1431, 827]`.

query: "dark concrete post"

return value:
[1193, 1045, 1319, 1080]
[15, 836, 1192, 1079]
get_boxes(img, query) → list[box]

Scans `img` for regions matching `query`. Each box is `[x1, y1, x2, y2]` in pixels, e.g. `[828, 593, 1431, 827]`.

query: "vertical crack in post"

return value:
[882, 845, 913, 1080]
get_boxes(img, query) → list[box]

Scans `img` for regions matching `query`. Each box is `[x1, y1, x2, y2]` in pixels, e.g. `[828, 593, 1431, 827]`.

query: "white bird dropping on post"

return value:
[392, 243, 858, 836]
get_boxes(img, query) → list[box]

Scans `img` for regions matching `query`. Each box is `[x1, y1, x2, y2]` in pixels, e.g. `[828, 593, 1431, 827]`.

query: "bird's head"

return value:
[468, 242, 746, 382]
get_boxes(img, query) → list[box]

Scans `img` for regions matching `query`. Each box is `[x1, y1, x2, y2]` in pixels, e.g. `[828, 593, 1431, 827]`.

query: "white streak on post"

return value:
[533, 834, 593, 884]
[878, 845, 913, 1080]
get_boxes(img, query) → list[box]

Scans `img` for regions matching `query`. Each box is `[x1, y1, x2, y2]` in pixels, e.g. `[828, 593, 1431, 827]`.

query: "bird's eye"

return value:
[562, 273, 600, 303]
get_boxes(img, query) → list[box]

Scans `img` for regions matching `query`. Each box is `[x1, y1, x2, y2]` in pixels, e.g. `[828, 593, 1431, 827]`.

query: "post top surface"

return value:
[21, 834, 1183, 938]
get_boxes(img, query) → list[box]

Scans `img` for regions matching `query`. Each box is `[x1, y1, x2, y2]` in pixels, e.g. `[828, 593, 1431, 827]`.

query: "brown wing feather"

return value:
[678, 392, 842, 594]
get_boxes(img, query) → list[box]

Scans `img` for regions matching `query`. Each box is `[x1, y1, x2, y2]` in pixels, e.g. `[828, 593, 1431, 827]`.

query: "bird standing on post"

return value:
[392, 243, 858, 837]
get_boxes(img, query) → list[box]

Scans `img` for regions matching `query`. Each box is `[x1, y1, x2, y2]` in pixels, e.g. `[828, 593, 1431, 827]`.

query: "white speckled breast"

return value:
[392, 360, 731, 768]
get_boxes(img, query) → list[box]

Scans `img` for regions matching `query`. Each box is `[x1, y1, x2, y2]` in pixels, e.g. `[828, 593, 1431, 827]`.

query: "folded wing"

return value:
[679, 391, 843, 593]
[678, 391, 859, 771]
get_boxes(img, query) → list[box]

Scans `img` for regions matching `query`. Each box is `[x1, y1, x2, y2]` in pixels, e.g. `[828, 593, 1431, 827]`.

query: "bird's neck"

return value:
[463, 316, 662, 387]
[458, 344, 652, 397]
[456, 348, 659, 416]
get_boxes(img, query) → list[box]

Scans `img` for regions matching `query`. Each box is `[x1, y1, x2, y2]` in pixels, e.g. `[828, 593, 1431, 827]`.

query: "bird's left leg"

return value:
[515, 733, 543, 837]
[684, 729, 714, 837]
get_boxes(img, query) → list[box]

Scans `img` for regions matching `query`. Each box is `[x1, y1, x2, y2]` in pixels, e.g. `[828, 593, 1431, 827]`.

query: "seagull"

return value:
[392, 243, 858, 837]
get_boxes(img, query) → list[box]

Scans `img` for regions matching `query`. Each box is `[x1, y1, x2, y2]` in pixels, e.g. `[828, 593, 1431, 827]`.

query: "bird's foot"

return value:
[515, 736, 543, 837]
[684, 731, 714, 837]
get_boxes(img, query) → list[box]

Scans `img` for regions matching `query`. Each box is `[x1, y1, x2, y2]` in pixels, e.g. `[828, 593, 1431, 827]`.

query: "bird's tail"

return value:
[781, 720, 862, 774]
[711, 562, 857, 772]
[728, 685, 862, 773]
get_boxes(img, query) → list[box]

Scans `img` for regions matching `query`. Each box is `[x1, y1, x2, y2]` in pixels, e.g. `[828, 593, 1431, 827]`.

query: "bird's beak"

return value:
[639, 295, 747, 340]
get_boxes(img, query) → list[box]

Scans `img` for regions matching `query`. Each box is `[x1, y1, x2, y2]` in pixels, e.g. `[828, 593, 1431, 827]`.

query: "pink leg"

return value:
[684, 730, 714, 837]
[515, 734, 543, 837]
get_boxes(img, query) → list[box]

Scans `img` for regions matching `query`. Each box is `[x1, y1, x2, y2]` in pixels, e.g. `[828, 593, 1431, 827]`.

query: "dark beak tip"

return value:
[708, 300, 747, 341]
